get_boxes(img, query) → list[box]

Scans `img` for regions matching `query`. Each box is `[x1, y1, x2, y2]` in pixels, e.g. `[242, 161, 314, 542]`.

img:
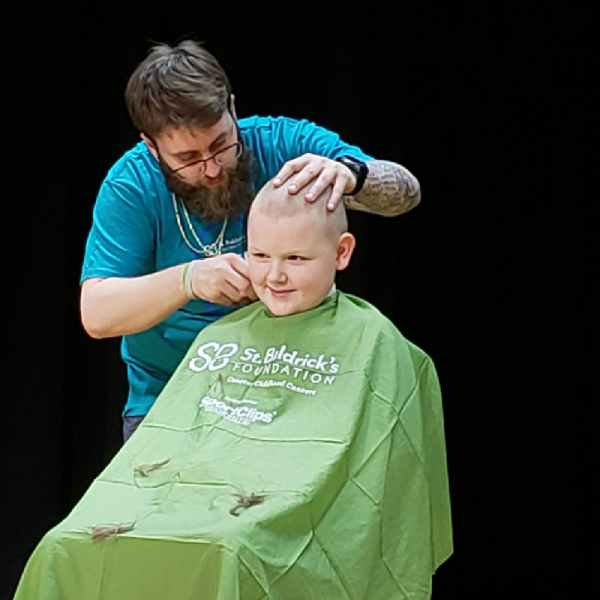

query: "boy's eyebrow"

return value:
[249, 246, 314, 256]
[247, 244, 267, 254]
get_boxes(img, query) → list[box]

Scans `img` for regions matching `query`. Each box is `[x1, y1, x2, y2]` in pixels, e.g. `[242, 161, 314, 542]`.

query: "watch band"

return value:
[336, 156, 368, 196]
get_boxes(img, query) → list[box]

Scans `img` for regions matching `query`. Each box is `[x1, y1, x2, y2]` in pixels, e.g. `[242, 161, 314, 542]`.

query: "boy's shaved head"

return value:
[247, 179, 355, 316]
[249, 180, 348, 241]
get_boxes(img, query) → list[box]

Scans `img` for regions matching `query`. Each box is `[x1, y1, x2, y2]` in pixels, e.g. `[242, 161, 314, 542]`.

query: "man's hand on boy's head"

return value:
[273, 153, 356, 211]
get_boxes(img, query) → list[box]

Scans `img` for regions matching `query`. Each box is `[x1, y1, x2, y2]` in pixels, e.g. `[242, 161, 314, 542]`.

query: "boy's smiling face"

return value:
[247, 211, 354, 317]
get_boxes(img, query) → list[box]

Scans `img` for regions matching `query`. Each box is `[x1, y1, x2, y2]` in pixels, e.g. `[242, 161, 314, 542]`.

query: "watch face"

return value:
[340, 156, 364, 172]
[337, 156, 368, 195]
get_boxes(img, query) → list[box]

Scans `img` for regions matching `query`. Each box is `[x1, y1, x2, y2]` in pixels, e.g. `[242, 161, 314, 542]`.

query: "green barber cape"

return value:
[15, 292, 452, 600]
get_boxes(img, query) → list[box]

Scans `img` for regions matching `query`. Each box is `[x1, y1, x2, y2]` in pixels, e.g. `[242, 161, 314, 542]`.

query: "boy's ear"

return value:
[335, 233, 356, 271]
[140, 133, 159, 160]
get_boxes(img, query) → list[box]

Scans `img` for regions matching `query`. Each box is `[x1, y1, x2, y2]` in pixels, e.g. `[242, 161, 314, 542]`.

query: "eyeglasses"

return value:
[170, 140, 243, 175]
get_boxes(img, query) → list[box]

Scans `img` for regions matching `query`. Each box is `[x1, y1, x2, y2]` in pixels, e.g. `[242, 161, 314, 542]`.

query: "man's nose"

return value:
[204, 157, 222, 178]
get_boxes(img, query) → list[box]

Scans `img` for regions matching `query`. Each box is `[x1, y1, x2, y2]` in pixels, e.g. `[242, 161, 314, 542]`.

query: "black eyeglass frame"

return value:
[168, 139, 243, 175]
[147, 106, 244, 176]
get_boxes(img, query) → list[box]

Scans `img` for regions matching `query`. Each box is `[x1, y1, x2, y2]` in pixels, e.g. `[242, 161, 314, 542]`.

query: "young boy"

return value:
[246, 178, 355, 317]
[14, 182, 452, 600]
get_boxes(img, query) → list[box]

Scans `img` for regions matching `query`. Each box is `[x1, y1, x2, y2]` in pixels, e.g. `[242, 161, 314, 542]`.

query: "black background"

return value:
[2, 2, 586, 598]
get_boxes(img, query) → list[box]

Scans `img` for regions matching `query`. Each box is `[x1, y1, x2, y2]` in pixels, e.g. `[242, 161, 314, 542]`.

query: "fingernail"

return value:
[289, 184, 297, 192]
[273, 178, 281, 186]
[306, 192, 315, 200]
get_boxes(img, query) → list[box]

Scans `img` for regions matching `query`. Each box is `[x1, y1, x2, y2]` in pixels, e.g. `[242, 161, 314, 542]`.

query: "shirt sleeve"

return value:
[81, 158, 157, 283]
[241, 116, 374, 191]
[273, 117, 374, 164]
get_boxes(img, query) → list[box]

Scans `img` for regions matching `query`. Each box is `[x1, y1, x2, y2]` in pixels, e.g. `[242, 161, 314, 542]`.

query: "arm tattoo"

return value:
[344, 160, 421, 217]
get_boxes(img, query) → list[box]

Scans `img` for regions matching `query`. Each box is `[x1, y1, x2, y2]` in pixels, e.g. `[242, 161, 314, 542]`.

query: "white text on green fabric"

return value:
[199, 396, 276, 426]
[189, 342, 339, 375]
[190, 341, 340, 411]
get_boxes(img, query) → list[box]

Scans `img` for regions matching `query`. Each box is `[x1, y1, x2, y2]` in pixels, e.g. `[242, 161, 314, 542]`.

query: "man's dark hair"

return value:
[125, 40, 232, 139]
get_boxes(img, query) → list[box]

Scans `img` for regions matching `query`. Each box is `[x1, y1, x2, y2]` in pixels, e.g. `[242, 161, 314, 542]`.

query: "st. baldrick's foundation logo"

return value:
[188, 342, 340, 387]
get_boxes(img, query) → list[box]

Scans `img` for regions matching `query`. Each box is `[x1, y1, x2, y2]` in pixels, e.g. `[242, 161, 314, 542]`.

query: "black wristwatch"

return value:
[336, 156, 369, 196]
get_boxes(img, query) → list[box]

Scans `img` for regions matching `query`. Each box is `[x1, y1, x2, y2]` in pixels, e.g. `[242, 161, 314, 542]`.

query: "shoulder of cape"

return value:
[188, 294, 434, 365]
[194, 293, 421, 347]
[338, 292, 399, 332]
[198, 293, 401, 335]
[338, 293, 433, 361]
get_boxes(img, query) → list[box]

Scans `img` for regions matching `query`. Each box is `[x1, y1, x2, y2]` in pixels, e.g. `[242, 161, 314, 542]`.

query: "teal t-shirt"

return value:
[81, 116, 373, 417]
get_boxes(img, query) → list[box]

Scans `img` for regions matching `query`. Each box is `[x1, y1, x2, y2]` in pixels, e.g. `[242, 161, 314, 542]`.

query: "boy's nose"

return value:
[267, 262, 286, 283]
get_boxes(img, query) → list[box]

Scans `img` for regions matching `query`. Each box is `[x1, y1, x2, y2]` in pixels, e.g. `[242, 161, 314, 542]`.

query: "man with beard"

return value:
[80, 40, 422, 440]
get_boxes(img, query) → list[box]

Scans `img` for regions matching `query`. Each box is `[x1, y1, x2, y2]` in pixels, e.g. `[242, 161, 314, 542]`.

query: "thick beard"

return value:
[160, 146, 257, 222]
